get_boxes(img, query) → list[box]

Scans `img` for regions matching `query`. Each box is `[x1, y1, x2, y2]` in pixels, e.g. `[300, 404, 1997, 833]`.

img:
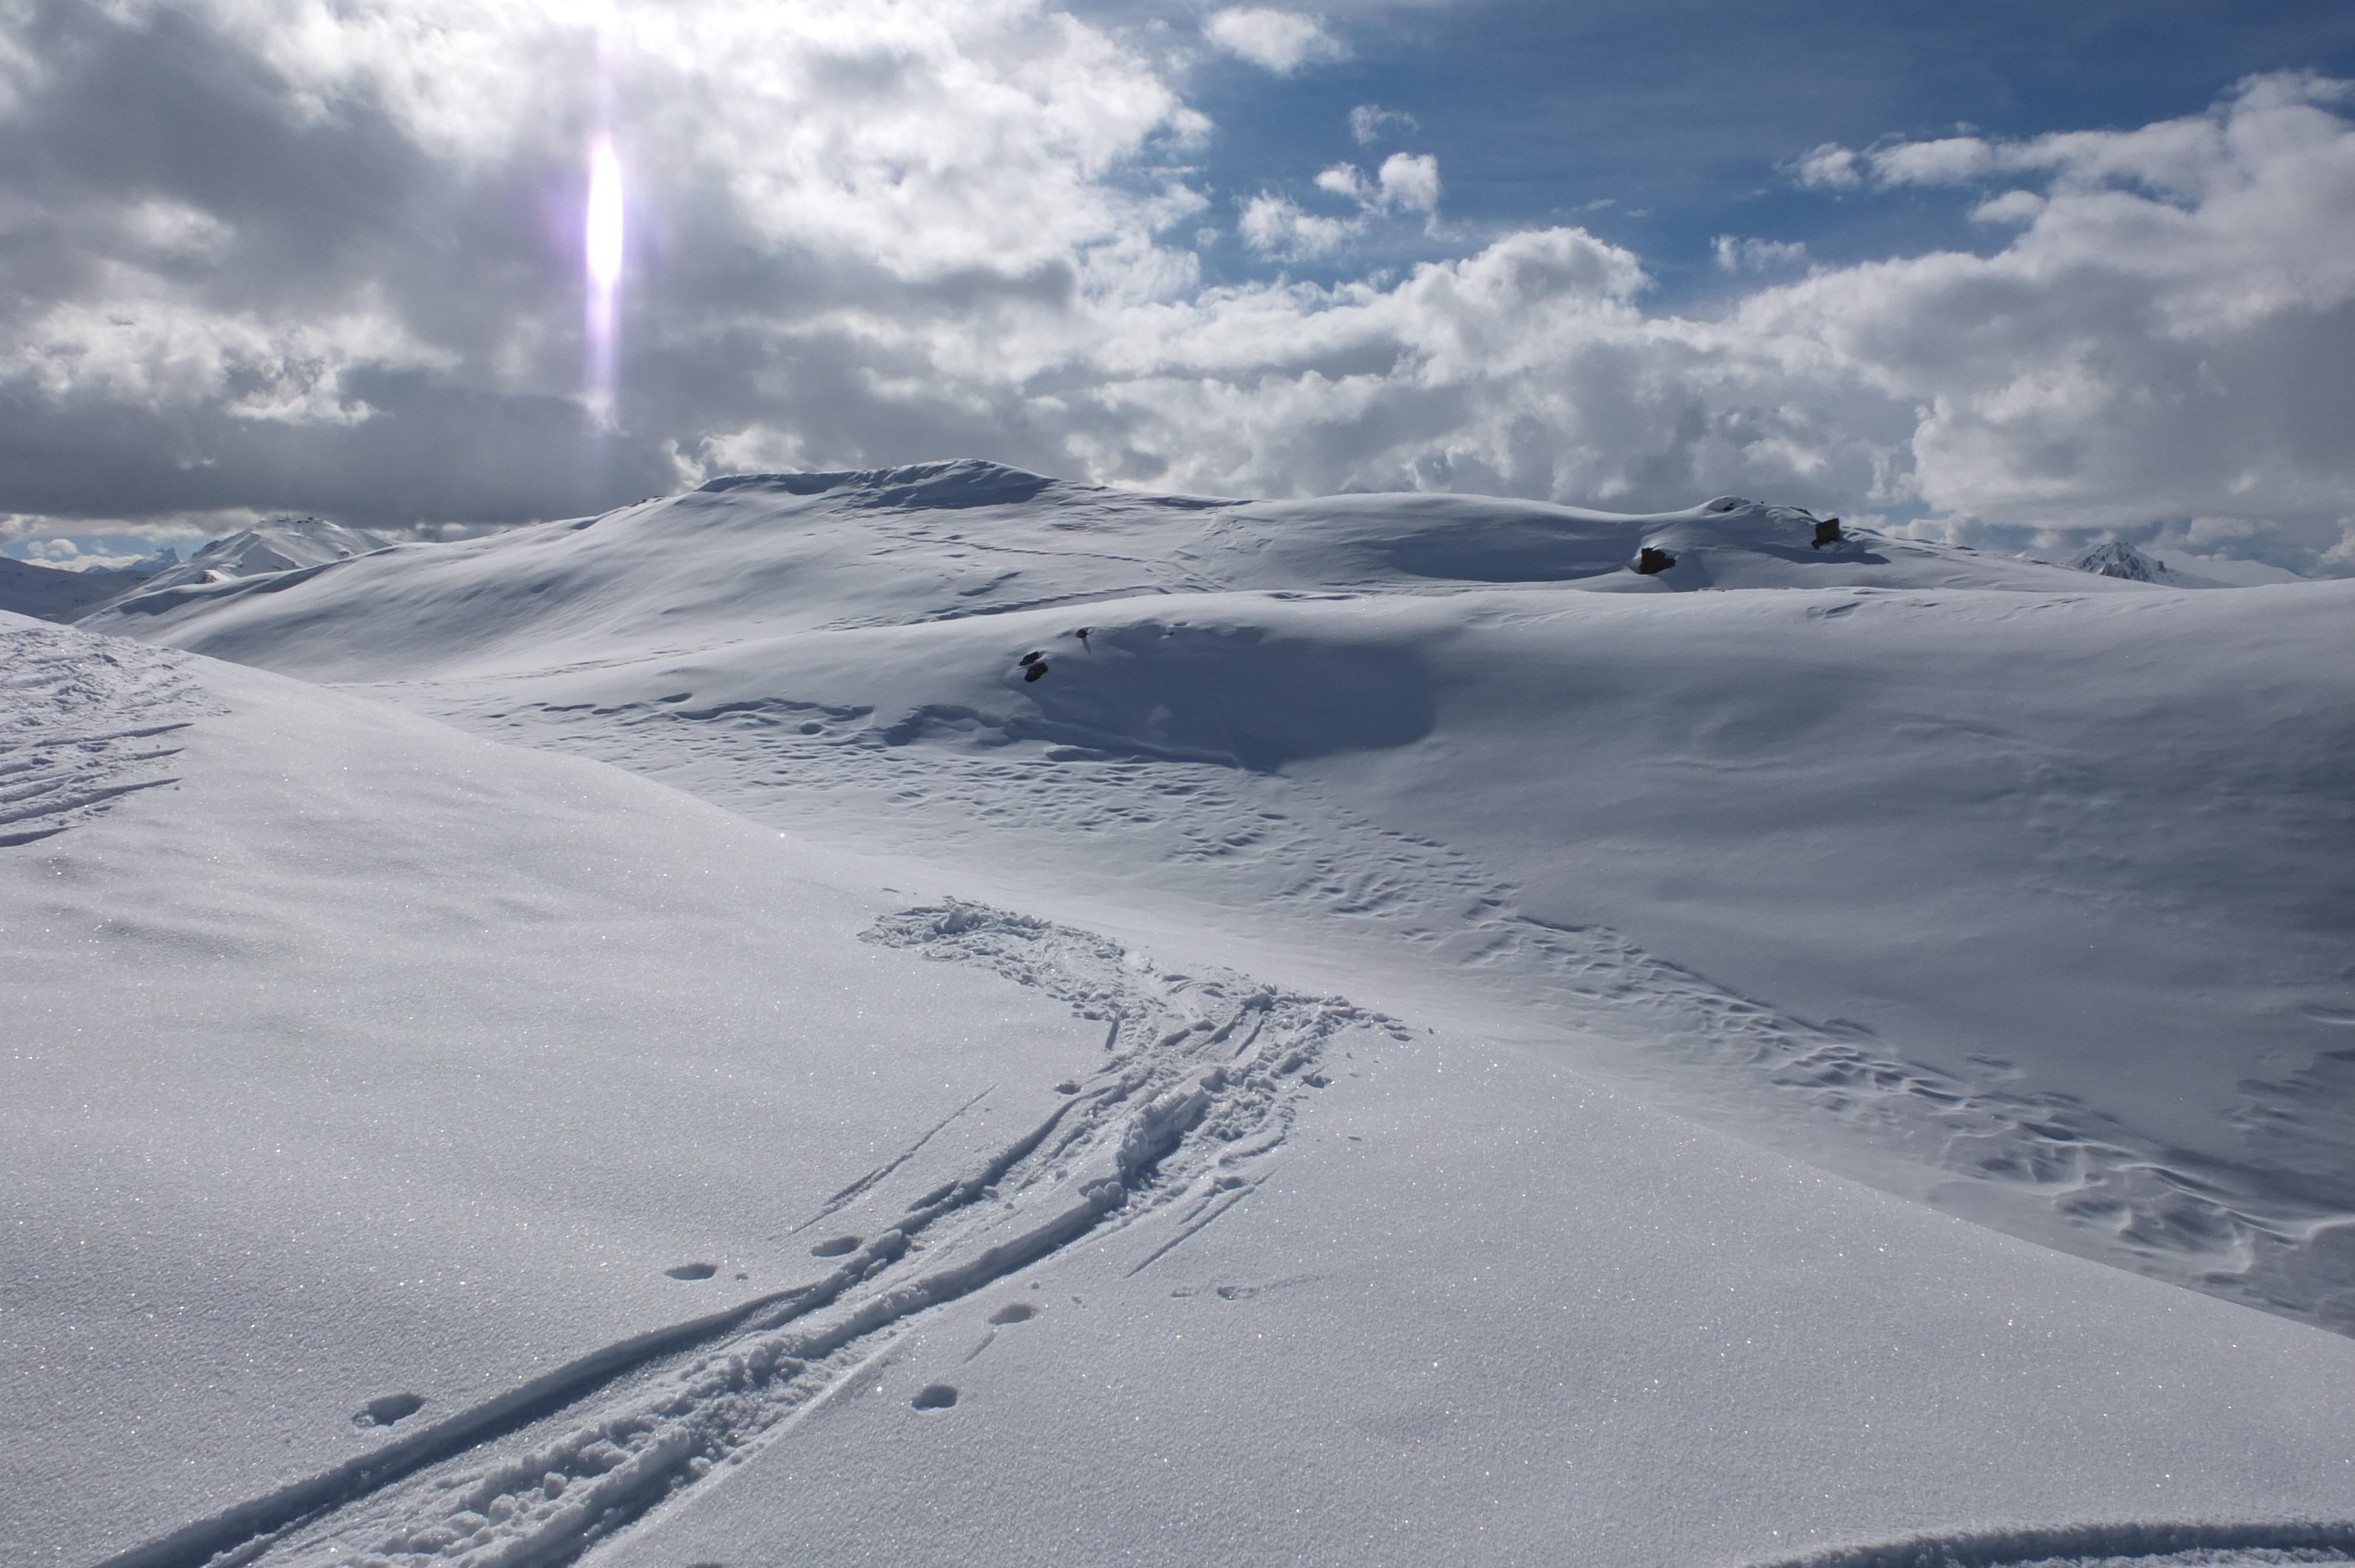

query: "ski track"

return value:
[99, 902, 1401, 1568]
[392, 683, 2355, 1337]
[0, 623, 203, 847]
[1743, 1519, 2355, 1567]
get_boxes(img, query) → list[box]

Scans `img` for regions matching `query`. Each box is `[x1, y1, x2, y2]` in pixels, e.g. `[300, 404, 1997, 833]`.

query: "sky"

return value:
[3, 0, 2353, 574]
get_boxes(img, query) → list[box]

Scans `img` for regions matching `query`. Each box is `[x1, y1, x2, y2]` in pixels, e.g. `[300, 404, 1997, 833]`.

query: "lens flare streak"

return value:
[586, 138, 625, 294]
[584, 133, 624, 424]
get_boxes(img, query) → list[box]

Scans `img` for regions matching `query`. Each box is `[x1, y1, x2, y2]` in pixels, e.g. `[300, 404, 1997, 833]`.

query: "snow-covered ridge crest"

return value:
[75, 466, 2147, 682]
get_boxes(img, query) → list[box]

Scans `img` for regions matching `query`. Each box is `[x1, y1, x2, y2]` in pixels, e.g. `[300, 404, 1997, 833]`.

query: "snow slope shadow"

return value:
[999, 619, 1434, 770]
[95, 903, 1399, 1568]
[1746, 1519, 2355, 1567]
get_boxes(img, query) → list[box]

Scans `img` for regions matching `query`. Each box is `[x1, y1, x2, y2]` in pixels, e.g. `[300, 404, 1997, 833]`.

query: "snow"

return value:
[2, 617, 1099, 1564]
[12, 461, 2355, 1568]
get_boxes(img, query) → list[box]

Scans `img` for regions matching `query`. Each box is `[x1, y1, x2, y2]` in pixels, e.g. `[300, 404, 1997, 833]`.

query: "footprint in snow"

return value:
[911, 1384, 959, 1411]
[809, 1235, 861, 1258]
[664, 1262, 718, 1281]
[351, 1393, 426, 1429]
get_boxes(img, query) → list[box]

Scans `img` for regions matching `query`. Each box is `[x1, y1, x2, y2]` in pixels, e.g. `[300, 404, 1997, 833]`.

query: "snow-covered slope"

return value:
[1, 612, 1102, 1565]
[11, 606, 2355, 1568]
[82, 461, 2355, 1340]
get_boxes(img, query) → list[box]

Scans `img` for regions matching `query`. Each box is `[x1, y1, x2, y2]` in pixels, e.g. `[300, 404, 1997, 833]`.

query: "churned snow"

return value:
[11, 461, 2355, 1568]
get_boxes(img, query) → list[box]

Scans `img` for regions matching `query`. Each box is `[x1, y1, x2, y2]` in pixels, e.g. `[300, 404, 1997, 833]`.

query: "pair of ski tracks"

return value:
[103, 902, 1397, 1568]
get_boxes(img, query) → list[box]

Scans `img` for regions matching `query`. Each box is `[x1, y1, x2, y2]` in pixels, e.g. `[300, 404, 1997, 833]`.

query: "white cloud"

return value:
[5, 294, 448, 421]
[1969, 190, 2046, 226]
[1203, 8, 1345, 75]
[1377, 151, 1441, 217]
[1793, 143, 1863, 190]
[1712, 235, 1809, 273]
[1716, 78, 2355, 545]
[1253, 151, 1438, 257]
[1238, 192, 1359, 260]
[1798, 74, 2355, 204]
[1349, 103, 1417, 144]
[2320, 519, 2355, 574]
[1869, 135, 1997, 187]
[1109, 74, 2355, 566]
[1314, 164, 1369, 201]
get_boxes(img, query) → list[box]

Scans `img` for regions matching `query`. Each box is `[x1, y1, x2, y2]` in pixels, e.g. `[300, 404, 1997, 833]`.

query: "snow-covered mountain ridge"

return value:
[84, 461, 2162, 675]
[0, 518, 393, 624]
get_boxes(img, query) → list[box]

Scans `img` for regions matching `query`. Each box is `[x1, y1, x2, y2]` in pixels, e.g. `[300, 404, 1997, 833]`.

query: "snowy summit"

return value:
[8, 461, 2355, 1568]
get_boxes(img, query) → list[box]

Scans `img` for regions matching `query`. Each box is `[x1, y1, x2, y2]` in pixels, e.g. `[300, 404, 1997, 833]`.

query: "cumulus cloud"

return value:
[1309, 152, 1439, 214]
[0, 7, 2350, 577]
[1375, 151, 1440, 215]
[1203, 8, 1346, 75]
[1729, 73, 2355, 552]
[1238, 192, 1360, 260]
[1249, 150, 1439, 256]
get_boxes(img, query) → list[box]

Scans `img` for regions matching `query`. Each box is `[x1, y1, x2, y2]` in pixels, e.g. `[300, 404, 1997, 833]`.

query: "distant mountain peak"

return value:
[185, 516, 392, 572]
[2072, 540, 2169, 582]
[68, 515, 396, 620]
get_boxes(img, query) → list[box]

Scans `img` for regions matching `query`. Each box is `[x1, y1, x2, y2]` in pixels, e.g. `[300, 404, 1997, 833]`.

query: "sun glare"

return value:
[583, 135, 624, 424]
[586, 137, 625, 293]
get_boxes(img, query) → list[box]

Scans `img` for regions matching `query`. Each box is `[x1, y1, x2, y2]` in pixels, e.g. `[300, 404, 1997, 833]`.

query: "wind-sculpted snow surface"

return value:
[0, 613, 202, 846]
[101, 903, 1387, 1568]
[71, 464, 2355, 1342]
[369, 590, 2355, 1336]
[418, 676, 2355, 1336]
